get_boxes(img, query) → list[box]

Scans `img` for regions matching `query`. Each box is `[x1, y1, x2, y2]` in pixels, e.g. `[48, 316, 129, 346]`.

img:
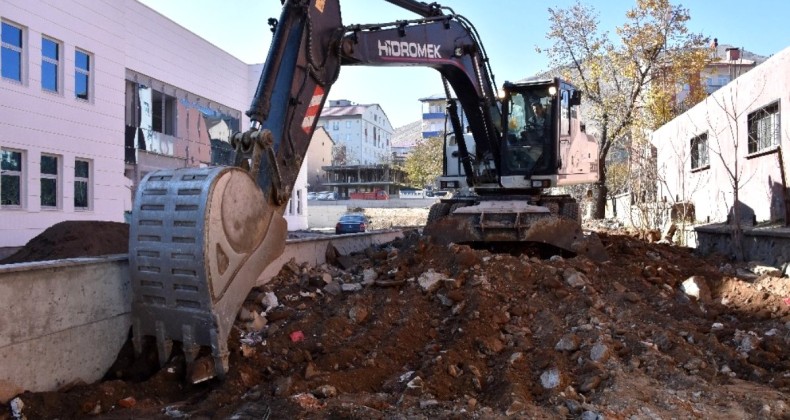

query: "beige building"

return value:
[305, 127, 334, 191]
[652, 46, 790, 225]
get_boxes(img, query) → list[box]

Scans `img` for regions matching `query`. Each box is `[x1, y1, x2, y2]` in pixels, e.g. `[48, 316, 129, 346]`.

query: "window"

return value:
[151, 89, 176, 135]
[333, 121, 339, 130]
[690, 133, 709, 170]
[346, 120, 351, 128]
[41, 37, 59, 92]
[748, 102, 779, 154]
[40, 154, 59, 208]
[1, 21, 23, 82]
[74, 159, 90, 209]
[1, 149, 23, 206]
[75, 49, 90, 100]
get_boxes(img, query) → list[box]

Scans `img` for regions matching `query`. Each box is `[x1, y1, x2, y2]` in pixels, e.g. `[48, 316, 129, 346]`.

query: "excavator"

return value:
[128, 0, 605, 382]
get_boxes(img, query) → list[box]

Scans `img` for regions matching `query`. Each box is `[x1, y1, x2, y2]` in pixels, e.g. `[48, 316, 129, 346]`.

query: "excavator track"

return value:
[129, 166, 287, 381]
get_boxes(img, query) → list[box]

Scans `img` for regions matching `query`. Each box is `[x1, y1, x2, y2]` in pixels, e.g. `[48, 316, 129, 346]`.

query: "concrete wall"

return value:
[308, 204, 348, 229]
[0, 231, 402, 402]
[0, 256, 130, 402]
[652, 46, 790, 225]
[695, 224, 790, 266]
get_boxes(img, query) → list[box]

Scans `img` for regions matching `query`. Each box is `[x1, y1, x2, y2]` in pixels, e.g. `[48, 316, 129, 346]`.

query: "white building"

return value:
[317, 99, 393, 165]
[0, 0, 308, 247]
[652, 46, 790, 225]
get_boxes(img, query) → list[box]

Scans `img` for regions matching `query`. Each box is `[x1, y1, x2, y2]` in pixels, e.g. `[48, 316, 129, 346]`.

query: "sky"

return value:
[138, 0, 790, 129]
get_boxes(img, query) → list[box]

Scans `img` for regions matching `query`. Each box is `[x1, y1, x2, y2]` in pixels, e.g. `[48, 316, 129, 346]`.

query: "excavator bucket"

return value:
[424, 201, 608, 262]
[129, 166, 287, 382]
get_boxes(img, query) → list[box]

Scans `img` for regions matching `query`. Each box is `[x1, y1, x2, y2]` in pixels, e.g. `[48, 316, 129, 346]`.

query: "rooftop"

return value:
[391, 120, 422, 148]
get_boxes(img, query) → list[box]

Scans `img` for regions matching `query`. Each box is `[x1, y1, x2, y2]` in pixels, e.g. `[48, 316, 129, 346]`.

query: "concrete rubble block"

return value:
[681, 276, 712, 304]
[261, 291, 279, 312]
[348, 305, 370, 324]
[323, 281, 342, 296]
[312, 384, 337, 399]
[418, 270, 446, 293]
[247, 311, 268, 332]
[341, 283, 363, 293]
[563, 269, 588, 288]
[555, 334, 581, 352]
[540, 367, 561, 389]
[590, 343, 609, 363]
[362, 268, 378, 285]
[747, 261, 782, 277]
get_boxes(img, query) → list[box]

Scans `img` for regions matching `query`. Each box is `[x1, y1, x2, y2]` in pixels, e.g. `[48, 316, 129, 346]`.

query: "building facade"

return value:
[0, 0, 308, 247]
[304, 127, 334, 192]
[652, 46, 790, 225]
[317, 99, 393, 165]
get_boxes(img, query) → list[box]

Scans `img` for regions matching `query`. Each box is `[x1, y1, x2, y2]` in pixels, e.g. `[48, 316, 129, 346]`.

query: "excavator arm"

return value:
[129, 0, 506, 382]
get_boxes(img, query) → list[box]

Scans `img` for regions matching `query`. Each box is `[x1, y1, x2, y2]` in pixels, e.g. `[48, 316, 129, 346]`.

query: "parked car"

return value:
[335, 213, 368, 234]
[317, 191, 337, 200]
[307, 192, 318, 201]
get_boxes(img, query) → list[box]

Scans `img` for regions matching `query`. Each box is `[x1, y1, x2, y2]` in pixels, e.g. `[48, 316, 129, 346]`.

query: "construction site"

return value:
[1, 211, 790, 419]
[3, 0, 790, 418]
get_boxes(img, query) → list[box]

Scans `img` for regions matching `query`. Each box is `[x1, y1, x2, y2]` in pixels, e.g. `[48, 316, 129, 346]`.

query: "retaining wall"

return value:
[0, 230, 402, 402]
[695, 224, 790, 266]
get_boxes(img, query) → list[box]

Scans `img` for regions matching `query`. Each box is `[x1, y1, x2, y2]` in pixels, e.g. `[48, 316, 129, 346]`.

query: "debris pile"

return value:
[7, 230, 790, 419]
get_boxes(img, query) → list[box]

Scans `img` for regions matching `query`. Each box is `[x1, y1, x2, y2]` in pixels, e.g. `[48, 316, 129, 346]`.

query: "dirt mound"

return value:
[0, 221, 129, 264]
[7, 230, 790, 419]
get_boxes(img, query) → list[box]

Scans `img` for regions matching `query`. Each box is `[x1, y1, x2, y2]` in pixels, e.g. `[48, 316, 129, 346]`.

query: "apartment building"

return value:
[317, 99, 393, 165]
[0, 0, 309, 247]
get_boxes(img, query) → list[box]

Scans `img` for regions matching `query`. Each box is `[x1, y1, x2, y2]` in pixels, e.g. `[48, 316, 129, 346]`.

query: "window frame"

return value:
[747, 100, 780, 156]
[1, 148, 24, 208]
[74, 48, 92, 101]
[41, 35, 61, 93]
[690, 132, 710, 171]
[1, 20, 25, 83]
[74, 158, 91, 210]
[40, 154, 60, 209]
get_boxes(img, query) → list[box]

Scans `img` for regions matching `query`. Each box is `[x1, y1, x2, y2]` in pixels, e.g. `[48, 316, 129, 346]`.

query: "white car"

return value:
[317, 191, 337, 200]
[307, 192, 318, 200]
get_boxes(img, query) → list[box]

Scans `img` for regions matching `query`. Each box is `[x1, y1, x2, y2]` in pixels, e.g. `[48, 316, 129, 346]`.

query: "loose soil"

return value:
[0, 221, 129, 264]
[4, 217, 790, 419]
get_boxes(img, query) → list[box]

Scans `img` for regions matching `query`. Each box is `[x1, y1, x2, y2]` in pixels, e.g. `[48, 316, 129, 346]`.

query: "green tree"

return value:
[403, 135, 443, 188]
[542, 0, 708, 219]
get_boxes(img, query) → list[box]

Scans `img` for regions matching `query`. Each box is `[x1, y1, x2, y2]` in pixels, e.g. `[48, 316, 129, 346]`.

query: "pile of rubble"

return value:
[7, 230, 790, 419]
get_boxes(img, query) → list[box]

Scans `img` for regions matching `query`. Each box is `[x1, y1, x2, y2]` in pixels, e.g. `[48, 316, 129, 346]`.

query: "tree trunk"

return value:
[591, 154, 608, 219]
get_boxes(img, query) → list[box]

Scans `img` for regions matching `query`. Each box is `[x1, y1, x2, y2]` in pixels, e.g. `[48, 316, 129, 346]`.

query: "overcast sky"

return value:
[138, 0, 790, 128]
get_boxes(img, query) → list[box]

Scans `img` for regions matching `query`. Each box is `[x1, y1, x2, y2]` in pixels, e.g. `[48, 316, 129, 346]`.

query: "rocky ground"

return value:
[4, 212, 790, 419]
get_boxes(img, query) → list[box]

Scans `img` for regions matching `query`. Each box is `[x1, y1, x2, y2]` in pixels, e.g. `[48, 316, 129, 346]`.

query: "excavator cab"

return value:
[501, 81, 557, 176]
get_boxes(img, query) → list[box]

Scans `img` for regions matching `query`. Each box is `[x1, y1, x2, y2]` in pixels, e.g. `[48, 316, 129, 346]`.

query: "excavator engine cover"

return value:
[129, 166, 287, 380]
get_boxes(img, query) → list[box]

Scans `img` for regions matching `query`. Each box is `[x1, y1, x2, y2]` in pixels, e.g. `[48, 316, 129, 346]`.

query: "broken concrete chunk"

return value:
[418, 270, 446, 293]
[348, 305, 370, 324]
[540, 367, 561, 389]
[563, 269, 588, 288]
[590, 343, 609, 363]
[681, 276, 711, 303]
[323, 281, 342, 296]
[747, 262, 782, 277]
[362, 268, 378, 285]
[312, 384, 337, 399]
[261, 292, 279, 312]
[341, 283, 363, 293]
[555, 334, 580, 352]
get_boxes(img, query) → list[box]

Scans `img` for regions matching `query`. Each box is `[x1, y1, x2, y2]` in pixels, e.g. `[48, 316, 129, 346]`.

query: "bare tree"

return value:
[541, 0, 709, 219]
[692, 78, 764, 259]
